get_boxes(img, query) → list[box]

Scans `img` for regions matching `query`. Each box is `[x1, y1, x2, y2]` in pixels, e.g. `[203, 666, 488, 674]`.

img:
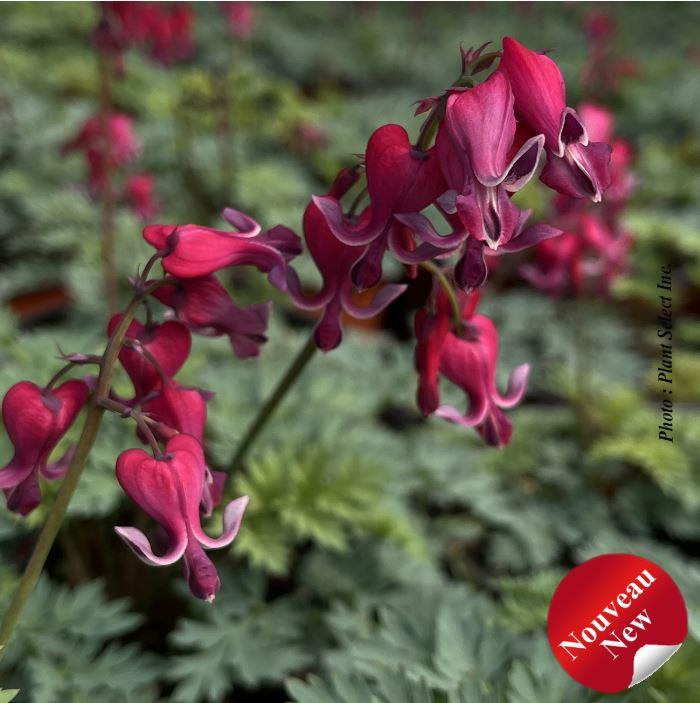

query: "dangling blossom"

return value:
[499, 36, 612, 202]
[62, 113, 140, 195]
[312, 124, 445, 288]
[414, 288, 529, 447]
[153, 275, 271, 358]
[107, 315, 192, 402]
[522, 212, 632, 297]
[125, 173, 160, 221]
[102, 2, 195, 64]
[0, 380, 89, 515]
[143, 208, 300, 289]
[141, 380, 225, 516]
[114, 434, 247, 601]
[287, 168, 407, 350]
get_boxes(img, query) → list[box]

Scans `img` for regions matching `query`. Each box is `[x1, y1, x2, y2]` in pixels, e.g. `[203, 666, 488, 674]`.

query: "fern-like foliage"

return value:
[167, 569, 313, 702]
[0, 569, 161, 703]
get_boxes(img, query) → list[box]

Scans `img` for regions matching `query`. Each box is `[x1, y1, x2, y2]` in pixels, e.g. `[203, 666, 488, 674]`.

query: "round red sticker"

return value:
[547, 553, 687, 693]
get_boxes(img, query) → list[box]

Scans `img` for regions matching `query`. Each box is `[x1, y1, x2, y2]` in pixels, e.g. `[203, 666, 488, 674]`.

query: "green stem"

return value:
[421, 261, 463, 333]
[97, 47, 118, 314]
[228, 332, 317, 474]
[0, 296, 143, 655]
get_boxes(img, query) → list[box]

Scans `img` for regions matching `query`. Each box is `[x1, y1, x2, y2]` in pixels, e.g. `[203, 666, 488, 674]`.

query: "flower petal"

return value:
[340, 283, 407, 320]
[498, 223, 563, 253]
[499, 36, 566, 150]
[114, 525, 187, 566]
[494, 363, 530, 408]
[446, 71, 516, 187]
[192, 495, 249, 550]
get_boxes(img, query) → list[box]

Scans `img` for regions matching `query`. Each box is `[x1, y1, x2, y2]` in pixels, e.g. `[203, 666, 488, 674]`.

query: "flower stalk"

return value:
[97, 43, 118, 313]
[228, 331, 317, 474]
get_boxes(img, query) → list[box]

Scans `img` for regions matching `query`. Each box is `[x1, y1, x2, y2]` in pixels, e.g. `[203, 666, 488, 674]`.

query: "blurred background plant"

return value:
[1, 2, 699, 701]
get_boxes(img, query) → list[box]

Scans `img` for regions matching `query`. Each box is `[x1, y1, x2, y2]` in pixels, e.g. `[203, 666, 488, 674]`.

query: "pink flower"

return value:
[125, 173, 159, 220]
[141, 380, 225, 516]
[222, 1, 255, 40]
[414, 292, 529, 447]
[114, 434, 248, 601]
[62, 113, 140, 195]
[287, 168, 407, 351]
[143, 210, 297, 289]
[103, 2, 194, 64]
[149, 3, 194, 64]
[520, 232, 584, 298]
[153, 275, 271, 358]
[415, 288, 480, 415]
[107, 315, 192, 401]
[0, 380, 89, 515]
[438, 71, 561, 286]
[499, 37, 612, 202]
[521, 212, 632, 297]
[312, 124, 445, 287]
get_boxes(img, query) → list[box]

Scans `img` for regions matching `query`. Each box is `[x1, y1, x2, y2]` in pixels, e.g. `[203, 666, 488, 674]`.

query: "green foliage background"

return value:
[1, 2, 700, 701]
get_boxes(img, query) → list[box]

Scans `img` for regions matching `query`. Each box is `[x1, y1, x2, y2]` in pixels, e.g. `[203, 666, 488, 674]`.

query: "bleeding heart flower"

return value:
[287, 168, 407, 351]
[107, 315, 191, 401]
[141, 380, 225, 517]
[153, 275, 271, 358]
[499, 37, 612, 202]
[125, 173, 159, 221]
[415, 288, 480, 415]
[114, 434, 248, 601]
[143, 209, 297, 290]
[312, 124, 445, 253]
[443, 71, 551, 260]
[397, 116, 560, 291]
[414, 290, 528, 447]
[0, 380, 89, 515]
[62, 113, 140, 195]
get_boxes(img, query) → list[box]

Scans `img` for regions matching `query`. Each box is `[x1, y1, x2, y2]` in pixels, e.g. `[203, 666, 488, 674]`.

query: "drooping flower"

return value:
[141, 380, 225, 516]
[62, 113, 140, 195]
[521, 212, 632, 298]
[499, 36, 612, 202]
[102, 2, 194, 64]
[0, 380, 89, 515]
[440, 70, 562, 285]
[414, 290, 529, 447]
[114, 434, 248, 601]
[414, 288, 480, 415]
[107, 315, 191, 401]
[153, 275, 271, 358]
[312, 124, 445, 287]
[143, 209, 299, 289]
[125, 173, 159, 221]
[149, 3, 194, 64]
[287, 168, 407, 351]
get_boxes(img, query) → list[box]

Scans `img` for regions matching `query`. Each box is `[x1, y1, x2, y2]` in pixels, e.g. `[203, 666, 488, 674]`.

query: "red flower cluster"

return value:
[283, 37, 613, 441]
[2, 36, 617, 603]
[100, 2, 195, 65]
